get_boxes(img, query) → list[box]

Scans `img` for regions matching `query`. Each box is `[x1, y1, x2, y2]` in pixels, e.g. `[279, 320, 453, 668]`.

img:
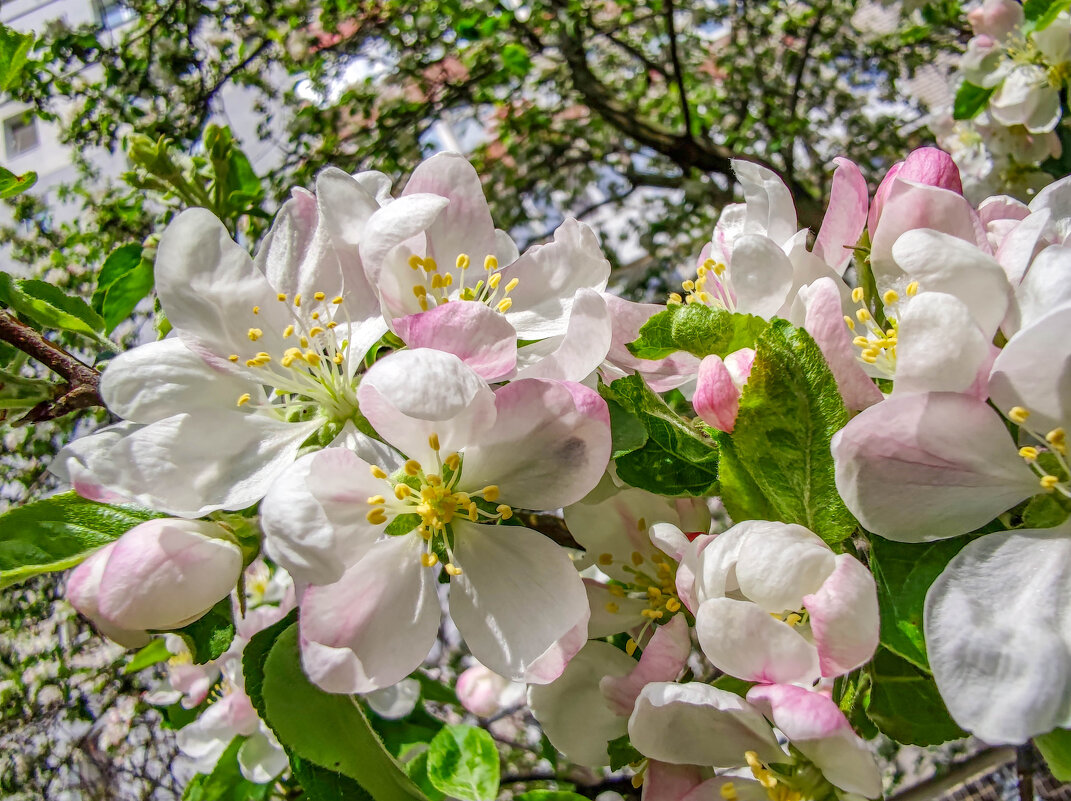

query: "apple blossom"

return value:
[455, 662, 526, 718]
[260, 347, 610, 692]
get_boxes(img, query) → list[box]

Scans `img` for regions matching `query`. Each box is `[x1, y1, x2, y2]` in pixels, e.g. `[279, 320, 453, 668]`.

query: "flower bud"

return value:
[456, 663, 526, 717]
[692, 348, 755, 433]
[67, 518, 243, 646]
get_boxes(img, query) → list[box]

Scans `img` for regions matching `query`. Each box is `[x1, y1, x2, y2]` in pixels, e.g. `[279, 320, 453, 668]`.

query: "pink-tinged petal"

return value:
[803, 554, 879, 677]
[66, 544, 150, 648]
[696, 597, 820, 685]
[93, 410, 321, 518]
[169, 660, 220, 708]
[832, 393, 1038, 541]
[602, 615, 691, 715]
[155, 209, 292, 366]
[255, 186, 340, 301]
[891, 230, 1010, 338]
[979, 194, 1029, 231]
[101, 337, 260, 425]
[358, 348, 496, 467]
[675, 532, 715, 615]
[695, 522, 754, 603]
[450, 520, 588, 683]
[499, 219, 612, 339]
[402, 152, 498, 274]
[925, 525, 1071, 744]
[693, 355, 741, 433]
[735, 523, 835, 612]
[456, 664, 526, 718]
[898, 147, 964, 195]
[1009, 244, 1071, 335]
[746, 684, 882, 798]
[893, 292, 991, 396]
[794, 278, 882, 411]
[528, 641, 635, 766]
[50, 422, 139, 505]
[358, 193, 449, 287]
[462, 379, 610, 510]
[96, 519, 242, 632]
[1030, 173, 1071, 218]
[867, 161, 903, 241]
[733, 160, 798, 244]
[602, 294, 699, 392]
[394, 302, 517, 382]
[968, 0, 1024, 38]
[813, 157, 868, 275]
[585, 579, 649, 637]
[642, 762, 706, 801]
[870, 180, 990, 285]
[729, 235, 794, 319]
[628, 681, 784, 768]
[990, 303, 1071, 436]
[299, 535, 441, 693]
[176, 691, 260, 769]
[515, 289, 612, 382]
[260, 448, 387, 586]
[995, 209, 1052, 292]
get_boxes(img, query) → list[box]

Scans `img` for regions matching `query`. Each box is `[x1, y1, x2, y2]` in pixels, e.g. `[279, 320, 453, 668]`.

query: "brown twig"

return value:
[0, 311, 104, 423]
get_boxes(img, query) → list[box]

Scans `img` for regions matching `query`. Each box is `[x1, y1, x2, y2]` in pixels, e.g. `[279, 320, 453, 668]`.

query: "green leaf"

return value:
[406, 750, 446, 801]
[173, 597, 235, 664]
[1022, 492, 1071, 528]
[602, 375, 719, 496]
[0, 24, 33, 92]
[714, 432, 777, 523]
[415, 672, 459, 706]
[501, 43, 532, 76]
[723, 320, 855, 544]
[426, 724, 500, 801]
[242, 608, 298, 719]
[0, 272, 106, 340]
[627, 304, 769, 360]
[952, 81, 996, 121]
[0, 165, 37, 199]
[606, 734, 643, 771]
[866, 649, 966, 746]
[710, 674, 755, 698]
[868, 536, 971, 670]
[260, 624, 430, 801]
[605, 397, 649, 459]
[182, 737, 273, 801]
[0, 491, 166, 589]
[93, 244, 155, 332]
[123, 637, 172, 674]
[1023, 0, 1071, 28]
[291, 757, 374, 801]
[386, 513, 423, 537]
[1035, 728, 1071, 781]
[516, 792, 589, 801]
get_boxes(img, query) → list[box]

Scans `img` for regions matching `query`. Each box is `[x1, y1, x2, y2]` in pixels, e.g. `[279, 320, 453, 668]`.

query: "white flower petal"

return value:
[514, 288, 613, 382]
[364, 677, 421, 720]
[237, 727, 288, 784]
[1013, 245, 1071, 333]
[803, 554, 880, 677]
[585, 580, 648, 637]
[732, 160, 798, 244]
[734, 523, 835, 612]
[728, 235, 794, 319]
[449, 520, 589, 683]
[893, 292, 991, 396]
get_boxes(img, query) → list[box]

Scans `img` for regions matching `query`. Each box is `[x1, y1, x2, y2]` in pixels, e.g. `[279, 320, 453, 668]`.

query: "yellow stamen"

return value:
[665, 598, 681, 613]
[367, 495, 385, 505]
[843, 315, 856, 331]
[294, 293, 302, 307]
[1009, 406, 1031, 424]
[503, 278, 519, 294]
[314, 291, 326, 301]
[252, 305, 260, 315]
[631, 551, 644, 566]
[906, 281, 920, 296]
[277, 293, 287, 302]
[366, 508, 388, 525]
[308, 326, 325, 337]
[484, 255, 498, 271]
[228, 354, 239, 362]
[429, 433, 440, 451]
[482, 485, 500, 502]
[445, 563, 463, 576]
[247, 328, 263, 341]
[496, 504, 513, 520]
[283, 325, 294, 338]
[405, 460, 422, 476]
[625, 638, 638, 656]
[1020, 446, 1039, 461]
[496, 298, 513, 313]
[456, 254, 470, 270]
[370, 465, 388, 479]
[882, 290, 899, 305]
[598, 553, 614, 565]
[236, 393, 251, 407]
[421, 553, 439, 567]
[856, 308, 871, 323]
[487, 272, 501, 290]
[1041, 475, 1060, 490]
[851, 287, 865, 303]
[445, 452, 461, 471]
[395, 484, 412, 500]
[332, 295, 343, 304]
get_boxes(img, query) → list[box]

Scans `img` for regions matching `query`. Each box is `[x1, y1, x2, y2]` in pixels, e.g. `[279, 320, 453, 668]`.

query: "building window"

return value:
[4, 114, 39, 158]
[96, 0, 136, 30]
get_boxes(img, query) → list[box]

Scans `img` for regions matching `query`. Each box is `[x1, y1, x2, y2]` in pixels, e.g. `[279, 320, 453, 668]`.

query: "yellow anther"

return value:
[443, 273, 454, 287]
[247, 328, 263, 341]
[371, 465, 388, 479]
[665, 598, 681, 613]
[1009, 407, 1031, 424]
[608, 585, 625, 597]
[418, 296, 429, 311]
[860, 352, 878, 364]
[503, 278, 519, 294]
[277, 293, 287, 302]
[426, 473, 443, 486]
[482, 485, 500, 502]
[468, 504, 479, 522]
[636, 517, 647, 531]
[1041, 475, 1060, 490]
[882, 290, 899, 305]
[431, 274, 445, 289]
[496, 298, 513, 313]
[445, 453, 460, 471]
[456, 253, 470, 270]
[1047, 427, 1067, 445]
[598, 553, 614, 565]
[405, 460, 421, 476]
[682, 279, 695, 292]
[605, 601, 620, 614]
[283, 325, 294, 338]
[409, 254, 423, 270]
[395, 484, 412, 500]
[843, 315, 856, 331]
[366, 508, 388, 525]
[421, 552, 439, 567]
[294, 293, 302, 307]
[423, 258, 438, 273]
[488, 272, 502, 290]
[309, 326, 325, 337]
[327, 321, 338, 329]
[252, 305, 260, 315]
[333, 353, 344, 364]
[496, 504, 513, 520]
[631, 774, 644, 789]
[784, 612, 802, 627]
[720, 782, 738, 801]
[625, 638, 638, 656]
[311, 311, 320, 320]
[228, 354, 239, 362]
[367, 495, 386, 505]
[856, 308, 871, 323]
[413, 284, 427, 298]
[245, 359, 258, 367]
[332, 295, 343, 304]
[647, 586, 663, 600]
[631, 551, 645, 566]
[304, 351, 321, 366]
[300, 336, 309, 348]
[428, 433, 441, 451]
[906, 281, 920, 296]
[445, 563, 463, 576]
[641, 609, 664, 620]
[236, 393, 252, 407]
[484, 255, 498, 271]
[851, 287, 865, 303]
[1020, 446, 1040, 461]
[668, 293, 683, 304]
[853, 336, 870, 348]
[314, 292, 326, 301]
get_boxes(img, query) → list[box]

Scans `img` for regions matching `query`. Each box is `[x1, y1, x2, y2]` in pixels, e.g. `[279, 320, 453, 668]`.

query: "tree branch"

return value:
[0, 311, 104, 423]
[664, 0, 694, 140]
[784, 2, 830, 180]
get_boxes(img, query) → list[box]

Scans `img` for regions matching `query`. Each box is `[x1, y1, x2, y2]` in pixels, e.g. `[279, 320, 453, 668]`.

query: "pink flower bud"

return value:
[67, 519, 243, 645]
[456, 663, 525, 717]
[868, 147, 964, 238]
[693, 348, 755, 433]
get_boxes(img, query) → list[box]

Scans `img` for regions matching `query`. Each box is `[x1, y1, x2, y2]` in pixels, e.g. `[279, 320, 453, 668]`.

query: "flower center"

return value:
[365, 433, 514, 577]
[844, 283, 919, 377]
[409, 253, 519, 314]
[670, 257, 736, 311]
[1009, 406, 1071, 498]
[745, 751, 803, 801]
[229, 291, 361, 425]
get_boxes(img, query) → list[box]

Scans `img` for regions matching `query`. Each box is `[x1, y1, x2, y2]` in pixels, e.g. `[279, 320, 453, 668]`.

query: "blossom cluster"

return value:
[46, 143, 1071, 798]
